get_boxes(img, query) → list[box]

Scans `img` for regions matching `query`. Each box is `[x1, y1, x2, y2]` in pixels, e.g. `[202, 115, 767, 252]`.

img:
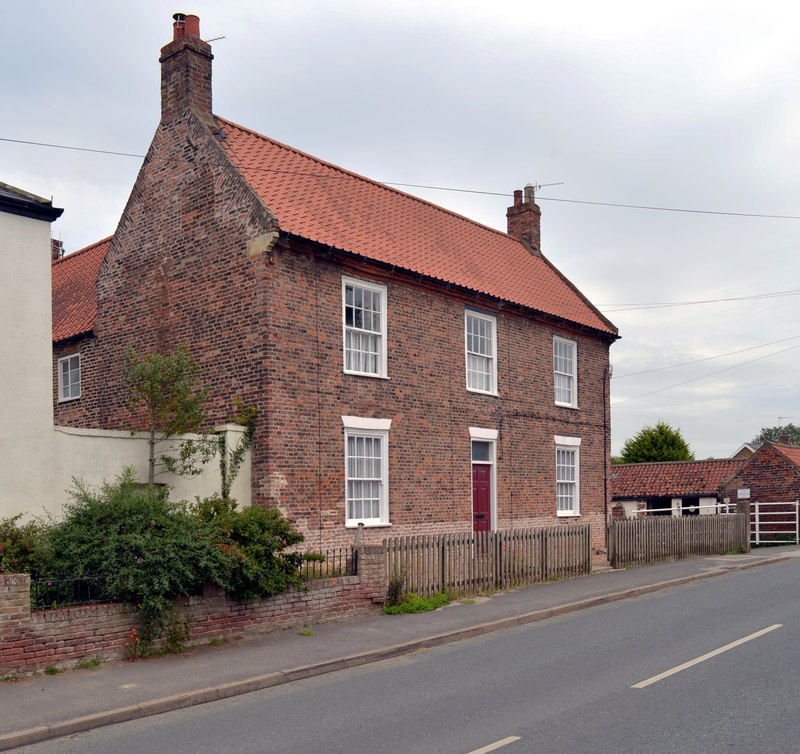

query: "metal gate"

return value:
[750, 501, 799, 545]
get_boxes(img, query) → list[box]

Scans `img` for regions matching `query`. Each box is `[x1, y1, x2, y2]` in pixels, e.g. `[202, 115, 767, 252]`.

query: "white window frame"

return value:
[555, 435, 581, 517]
[342, 416, 391, 527]
[465, 310, 497, 395]
[57, 353, 81, 402]
[342, 277, 388, 378]
[553, 336, 578, 408]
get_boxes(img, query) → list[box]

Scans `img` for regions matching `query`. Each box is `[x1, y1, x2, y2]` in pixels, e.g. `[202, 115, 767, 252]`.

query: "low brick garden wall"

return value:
[0, 545, 385, 677]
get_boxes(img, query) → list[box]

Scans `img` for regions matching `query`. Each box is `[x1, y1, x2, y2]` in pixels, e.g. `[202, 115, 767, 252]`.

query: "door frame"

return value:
[470, 427, 498, 532]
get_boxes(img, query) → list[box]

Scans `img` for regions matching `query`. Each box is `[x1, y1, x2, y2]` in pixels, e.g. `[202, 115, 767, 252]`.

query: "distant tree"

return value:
[121, 343, 210, 488]
[620, 421, 694, 463]
[752, 423, 800, 446]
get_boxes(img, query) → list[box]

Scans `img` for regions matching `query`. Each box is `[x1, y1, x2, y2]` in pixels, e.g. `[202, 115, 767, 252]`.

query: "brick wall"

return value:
[0, 572, 380, 677]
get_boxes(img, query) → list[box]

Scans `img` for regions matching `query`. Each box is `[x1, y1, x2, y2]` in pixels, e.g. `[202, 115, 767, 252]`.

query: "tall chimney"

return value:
[506, 184, 541, 255]
[159, 13, 213, 123]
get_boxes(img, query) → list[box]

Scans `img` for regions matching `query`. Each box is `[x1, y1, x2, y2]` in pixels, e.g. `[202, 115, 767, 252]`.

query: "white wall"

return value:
[38, 424, 252, 519]
[0, 210, 56, 517]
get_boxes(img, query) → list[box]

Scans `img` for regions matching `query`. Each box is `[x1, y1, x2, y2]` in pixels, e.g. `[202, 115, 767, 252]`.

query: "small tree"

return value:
[121, 343, 210, 488]
[620, 420, 694, 463]
[752, 423, 800, 446]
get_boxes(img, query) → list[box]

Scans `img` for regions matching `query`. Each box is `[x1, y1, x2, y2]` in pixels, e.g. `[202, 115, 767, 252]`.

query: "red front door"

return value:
[472, 464, 491, 532]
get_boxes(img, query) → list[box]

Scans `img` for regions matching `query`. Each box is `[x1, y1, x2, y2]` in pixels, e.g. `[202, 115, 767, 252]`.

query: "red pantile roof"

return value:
[52, 237, 110, 342]
[610, 459, 744, 499]
[772, 444, 800, 468]
[216, 117, 617, 337]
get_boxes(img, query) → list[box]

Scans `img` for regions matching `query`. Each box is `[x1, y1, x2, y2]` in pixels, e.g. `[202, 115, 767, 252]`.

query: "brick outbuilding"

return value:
[52, 14, 619, 549]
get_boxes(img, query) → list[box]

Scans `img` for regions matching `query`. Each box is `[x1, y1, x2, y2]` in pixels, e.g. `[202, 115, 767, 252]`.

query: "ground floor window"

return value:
[555, 435, 581, 516]
[342, 416, 391, 526]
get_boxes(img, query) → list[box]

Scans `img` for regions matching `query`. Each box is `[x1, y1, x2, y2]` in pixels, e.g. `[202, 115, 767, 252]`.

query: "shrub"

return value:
[0, 514, 47, 574]
[45, 469, 221, 640]
[193, 495, 305, 601]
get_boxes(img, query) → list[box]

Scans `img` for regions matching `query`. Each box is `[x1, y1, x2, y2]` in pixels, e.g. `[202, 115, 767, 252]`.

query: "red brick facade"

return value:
[720, 443, 800, 504]
[52, 15, 617, 551]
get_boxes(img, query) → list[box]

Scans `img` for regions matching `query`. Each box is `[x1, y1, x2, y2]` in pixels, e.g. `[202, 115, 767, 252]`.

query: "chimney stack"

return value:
[159, 13, 213, 123]
[507, 184, 541, 255]
[51, 238, 64, 261]
[779, 434, 791, 445]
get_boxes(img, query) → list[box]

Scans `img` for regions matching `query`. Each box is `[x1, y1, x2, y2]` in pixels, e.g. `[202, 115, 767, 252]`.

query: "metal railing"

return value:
[299, 548, 357, 580]
[30, 573, 111, 610]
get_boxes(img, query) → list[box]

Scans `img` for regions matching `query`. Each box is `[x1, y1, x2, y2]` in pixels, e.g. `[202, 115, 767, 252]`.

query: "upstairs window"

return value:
[58, 353, 81, 402]
[343, 277, 387, 378]
[553, 336, 577, 407]
[465, 310, 497, 395]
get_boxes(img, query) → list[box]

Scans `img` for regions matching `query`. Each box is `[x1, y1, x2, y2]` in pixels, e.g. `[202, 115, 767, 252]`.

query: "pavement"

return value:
[2, 545, 799, 751]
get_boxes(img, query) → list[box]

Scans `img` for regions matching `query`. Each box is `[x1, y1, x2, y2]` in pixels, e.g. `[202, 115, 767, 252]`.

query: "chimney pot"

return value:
[513, 189, 522, 207]
[172, 12, 200, 40]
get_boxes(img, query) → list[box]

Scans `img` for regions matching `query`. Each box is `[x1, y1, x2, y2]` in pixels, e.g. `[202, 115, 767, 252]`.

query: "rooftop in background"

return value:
[610, 459, 745, 499]
[52, 238, 110, 342]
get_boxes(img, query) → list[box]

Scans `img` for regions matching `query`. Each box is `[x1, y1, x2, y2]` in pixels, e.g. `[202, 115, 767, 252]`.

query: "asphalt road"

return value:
[19, 559, 800, 753]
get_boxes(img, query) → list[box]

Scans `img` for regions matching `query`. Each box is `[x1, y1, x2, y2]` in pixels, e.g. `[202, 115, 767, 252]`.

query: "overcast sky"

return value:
[3, 1, 799, 459]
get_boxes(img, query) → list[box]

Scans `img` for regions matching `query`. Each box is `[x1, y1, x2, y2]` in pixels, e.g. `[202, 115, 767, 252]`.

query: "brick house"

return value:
[52, 14, 618, 549]
[720, 443, 800, 507]
[610, 459, 744, 517]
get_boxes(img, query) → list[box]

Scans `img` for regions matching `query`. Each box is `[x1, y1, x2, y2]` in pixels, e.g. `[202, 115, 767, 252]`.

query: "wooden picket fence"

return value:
[607, 513, 749, 569]
[384, 525, 592, 597]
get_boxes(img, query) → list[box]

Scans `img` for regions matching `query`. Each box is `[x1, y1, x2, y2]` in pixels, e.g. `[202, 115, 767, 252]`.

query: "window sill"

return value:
[556, 511, 581, 518]
[57, 395, 81, 403]
[555, 402, 579, 410]
[467, 388, 499, 398]
[345, 521, 392, 529]
[343, 371, 390, 380]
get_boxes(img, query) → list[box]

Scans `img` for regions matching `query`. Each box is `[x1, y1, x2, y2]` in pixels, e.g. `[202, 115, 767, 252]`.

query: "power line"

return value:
[600, 289, 800, 312]
[613, 335, 800, 379]
[612, 343, 800, 406]
[3, 135, 800, 221]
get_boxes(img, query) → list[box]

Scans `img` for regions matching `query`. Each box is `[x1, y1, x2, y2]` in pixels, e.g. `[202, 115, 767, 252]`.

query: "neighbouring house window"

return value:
[555, 435, 581, 516]
[58, 353, 81, 401]
[465, 310, 497, 394]
[342, 416, 391, 526]
[553, 336, 577, 407]
[342, 277, 387, 377]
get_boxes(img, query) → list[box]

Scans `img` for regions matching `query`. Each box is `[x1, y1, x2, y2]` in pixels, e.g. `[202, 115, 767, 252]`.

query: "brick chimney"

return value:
[507, 184, 541, 255]
[159, 13, 213, 123]
[779, 433, 791, 445]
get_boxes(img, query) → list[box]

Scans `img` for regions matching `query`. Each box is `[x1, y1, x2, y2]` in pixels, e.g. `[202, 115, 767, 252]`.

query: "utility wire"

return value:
[3, 136, 800, 220]
[600, 289, 800, 312]
[612, 343, 800, 406]
[613, 335, 800, 379]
